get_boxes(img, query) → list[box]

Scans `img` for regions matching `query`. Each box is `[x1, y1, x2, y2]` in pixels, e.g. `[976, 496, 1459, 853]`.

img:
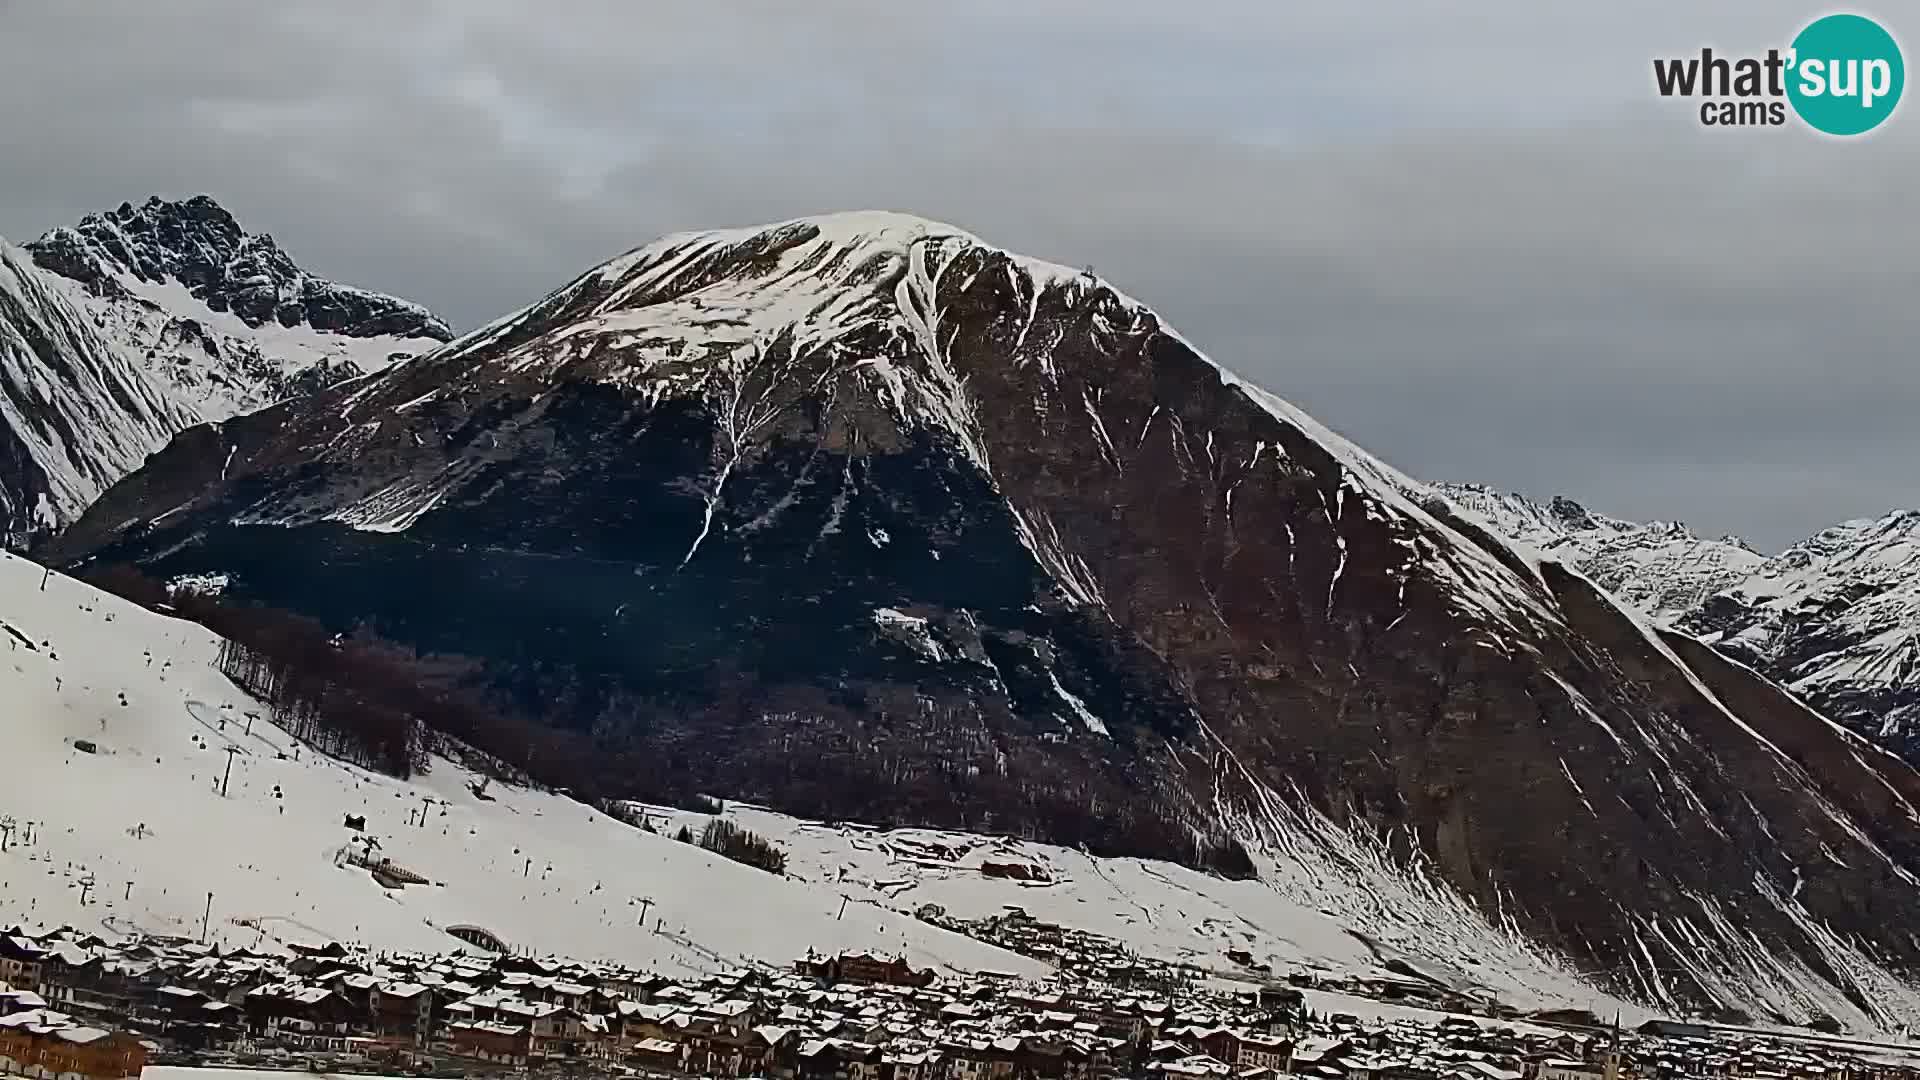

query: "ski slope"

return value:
[0, 549, 1032, 978]
[634, 803, 1643, 1021]
[0, 548, 1640, 1016]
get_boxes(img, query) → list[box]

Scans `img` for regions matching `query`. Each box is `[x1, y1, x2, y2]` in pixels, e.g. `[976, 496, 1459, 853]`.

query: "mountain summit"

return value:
[54, 212, 1920, 1028]
[29, 194, 451, 341]
[1, 196, 456, 546]
[26, 195, 451, 416]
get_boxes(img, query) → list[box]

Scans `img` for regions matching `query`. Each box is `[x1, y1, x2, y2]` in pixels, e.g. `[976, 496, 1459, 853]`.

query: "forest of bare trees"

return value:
[696, 817, 788, 875]
[84, 563, 611, 789]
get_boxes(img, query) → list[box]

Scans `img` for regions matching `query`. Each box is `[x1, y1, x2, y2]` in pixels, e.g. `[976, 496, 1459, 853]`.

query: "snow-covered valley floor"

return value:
[0, 549, 1626, 1016]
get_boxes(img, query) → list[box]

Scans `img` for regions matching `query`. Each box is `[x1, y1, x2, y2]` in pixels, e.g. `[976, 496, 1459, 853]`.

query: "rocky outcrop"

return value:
[53, 213, 1920, 1027]
[22, 195, 453, 420]
[29, 195, 451, 341]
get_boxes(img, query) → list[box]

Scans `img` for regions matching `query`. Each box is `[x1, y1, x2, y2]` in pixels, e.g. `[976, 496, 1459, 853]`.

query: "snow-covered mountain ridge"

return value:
[53, 211, 1920, 1028]
[0, 196, 456, 548]
[27, 195, 451, 417]
[0, 239, 200, 547]
[1437, 483, 1920, 764]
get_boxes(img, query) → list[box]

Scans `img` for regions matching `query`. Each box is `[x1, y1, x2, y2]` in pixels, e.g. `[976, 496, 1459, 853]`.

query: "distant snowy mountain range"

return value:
[1437, 484, 1920, 764]
[0, 195, 449, 544]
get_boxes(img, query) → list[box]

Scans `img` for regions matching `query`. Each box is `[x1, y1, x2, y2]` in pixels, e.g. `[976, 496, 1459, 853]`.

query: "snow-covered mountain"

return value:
[1433, 484, 1767, 621]
[51, 212, 1920, 1028]
[1438, 484, 1920, 764]
[27, 195, 451, 417]
[0, 239, 200, 547]
[0, 196, 455, 548]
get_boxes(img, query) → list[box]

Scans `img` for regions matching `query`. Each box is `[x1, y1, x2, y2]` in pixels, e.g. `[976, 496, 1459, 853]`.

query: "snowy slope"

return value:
[0, 240, 200, 547]
[1437, 484, 1920, 764]
[0, 549, 1037, 979]
[27, 196, 451, 418]
[1434, 483, 1766, 621]
[0, 546, 1636, 1015]
[634, 802, 1635, 1018]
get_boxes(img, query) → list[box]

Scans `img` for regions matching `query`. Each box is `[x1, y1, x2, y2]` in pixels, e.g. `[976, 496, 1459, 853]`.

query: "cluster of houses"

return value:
[921, 907, 1181, 992]
[5, 921, 1920, 1080]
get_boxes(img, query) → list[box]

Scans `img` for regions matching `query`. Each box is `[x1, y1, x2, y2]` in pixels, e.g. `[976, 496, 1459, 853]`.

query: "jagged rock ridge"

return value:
[1, 195, 458, 548]
[27, 195, 452, 416]
[31, 194, 450, 340]
[52, 212, 1920, 1030]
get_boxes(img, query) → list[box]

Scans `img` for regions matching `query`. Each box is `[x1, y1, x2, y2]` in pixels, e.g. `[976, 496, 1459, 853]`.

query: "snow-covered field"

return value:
[0, 548, 1634, 1015]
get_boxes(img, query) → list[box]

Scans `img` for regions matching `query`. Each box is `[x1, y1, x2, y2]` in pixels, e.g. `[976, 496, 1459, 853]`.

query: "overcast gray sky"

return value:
[2, 1, 1913, 550]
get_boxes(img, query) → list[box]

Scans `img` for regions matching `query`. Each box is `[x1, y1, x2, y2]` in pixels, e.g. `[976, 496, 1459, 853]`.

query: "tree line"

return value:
[694, 817, 788, 875]
[82, 563, 629, 797]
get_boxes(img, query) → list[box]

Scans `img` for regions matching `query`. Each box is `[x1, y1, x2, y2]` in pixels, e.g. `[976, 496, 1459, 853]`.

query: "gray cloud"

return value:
[2, 1, 1914, 548]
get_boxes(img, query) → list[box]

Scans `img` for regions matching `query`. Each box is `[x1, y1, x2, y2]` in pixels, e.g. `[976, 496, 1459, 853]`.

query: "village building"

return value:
[0, 939, 45, 993]
[0, 1009, 147, 1080]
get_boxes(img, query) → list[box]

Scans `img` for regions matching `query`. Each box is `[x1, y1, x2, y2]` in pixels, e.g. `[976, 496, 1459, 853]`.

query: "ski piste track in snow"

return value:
[183, 699, 284, 757]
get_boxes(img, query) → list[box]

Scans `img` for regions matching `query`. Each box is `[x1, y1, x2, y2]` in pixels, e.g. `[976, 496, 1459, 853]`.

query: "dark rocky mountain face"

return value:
[29, 196, 452, 342]
[53, 214, 1920, 1025]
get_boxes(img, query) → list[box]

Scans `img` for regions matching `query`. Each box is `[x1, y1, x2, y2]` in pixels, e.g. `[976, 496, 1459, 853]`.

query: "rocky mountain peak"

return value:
[1547, 494, 1598, 531]
[17, 195, 456, 422]
[27, 194, 452, 342]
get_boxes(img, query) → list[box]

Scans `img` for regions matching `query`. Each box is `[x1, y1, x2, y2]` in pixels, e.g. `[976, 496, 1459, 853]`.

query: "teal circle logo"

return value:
[1787, 14, 1904, 135]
